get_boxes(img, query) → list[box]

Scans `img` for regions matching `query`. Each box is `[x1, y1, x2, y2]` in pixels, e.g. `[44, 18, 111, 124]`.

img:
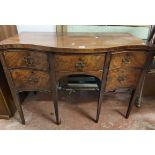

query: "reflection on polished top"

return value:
[0, 32, 145, 52]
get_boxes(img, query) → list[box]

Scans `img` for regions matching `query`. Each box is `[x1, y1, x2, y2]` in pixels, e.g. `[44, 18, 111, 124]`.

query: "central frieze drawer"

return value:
[54, 54, 105, 72]
[4, 51, 49, 71]
[11, 69, 50, 91]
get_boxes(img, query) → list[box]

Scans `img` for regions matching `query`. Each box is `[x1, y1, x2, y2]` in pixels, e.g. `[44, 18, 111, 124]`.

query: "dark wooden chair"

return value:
[96, 45, 155, 122]
[136, 25, 155, 107]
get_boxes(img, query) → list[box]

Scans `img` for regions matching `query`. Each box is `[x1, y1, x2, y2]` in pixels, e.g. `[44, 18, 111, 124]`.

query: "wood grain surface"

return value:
[106, 68, 142, 91]
[0, 32, 147, 53]
[11, 69, 50, 91]
[55, 54, 105, 72]
[4, 50, 49, 71]
[109, 51, 147, 70]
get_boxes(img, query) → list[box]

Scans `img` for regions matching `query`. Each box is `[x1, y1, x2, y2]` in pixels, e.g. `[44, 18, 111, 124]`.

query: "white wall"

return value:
[17, 25, 56, 33]
[68, 25, 149, 40]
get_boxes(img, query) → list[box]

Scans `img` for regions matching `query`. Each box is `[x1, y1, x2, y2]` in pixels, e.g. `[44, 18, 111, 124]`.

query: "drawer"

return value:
[54, 54, 105, 72]
[109, 51, 146, 69]
[11, 69, 50, 91]
[55, 71, 103, 81]
[105, 68, 141, 91]
[4, 51, 49, 71]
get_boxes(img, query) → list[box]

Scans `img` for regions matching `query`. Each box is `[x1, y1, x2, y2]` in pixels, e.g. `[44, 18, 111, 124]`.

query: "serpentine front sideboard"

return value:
[0, 32, 154, 125]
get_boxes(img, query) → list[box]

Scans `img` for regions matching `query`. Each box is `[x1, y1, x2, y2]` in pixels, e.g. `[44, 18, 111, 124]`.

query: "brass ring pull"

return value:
[117, 76, 127, 83]
[122, 54, 131, 64]
[75, 60, 86, 71]
[23, 55, 34, 66]
[27, 77, 39, 83]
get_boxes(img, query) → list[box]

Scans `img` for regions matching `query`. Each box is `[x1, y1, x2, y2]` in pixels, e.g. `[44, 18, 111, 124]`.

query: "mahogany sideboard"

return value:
[0, 32, 154, 125]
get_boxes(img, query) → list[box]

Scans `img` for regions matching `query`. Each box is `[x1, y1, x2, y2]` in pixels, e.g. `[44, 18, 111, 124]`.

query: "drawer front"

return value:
[109, 51, 146, 69]
[55, 71, 103, 81]
[4, 51, 49, 71]
[106, 68, 141, 91]
[11, 69, 50, 91]
[55, 54, 105, 72]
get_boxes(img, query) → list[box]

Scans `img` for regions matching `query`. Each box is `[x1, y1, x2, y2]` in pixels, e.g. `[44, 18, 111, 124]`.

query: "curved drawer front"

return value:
[109, 51, 146, 69]
[4, 51, 49, 71]
[11, 69, 50, 91]
[106, 68, 141, 91]
[55, 71, 103, 81]
[54, 54, 105, 72]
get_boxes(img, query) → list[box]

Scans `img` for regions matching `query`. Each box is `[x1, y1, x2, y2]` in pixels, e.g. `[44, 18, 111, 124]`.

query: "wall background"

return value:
[17, 25, 149, 40]
[67, 25, 149, 40]
[17, 25, 56, 33]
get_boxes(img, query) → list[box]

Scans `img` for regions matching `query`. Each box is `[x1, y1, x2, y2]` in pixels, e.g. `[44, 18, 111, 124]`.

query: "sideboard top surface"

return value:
[0, 32, 148, 53]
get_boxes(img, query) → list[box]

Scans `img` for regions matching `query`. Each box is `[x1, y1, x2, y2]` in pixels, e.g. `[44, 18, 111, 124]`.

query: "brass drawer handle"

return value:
[122, 54, 131, 64]
[23, 56, 34, 66]
[75, 60, 86, 71]
[117, 76, 127, 83]
[27, 77, 39, 84]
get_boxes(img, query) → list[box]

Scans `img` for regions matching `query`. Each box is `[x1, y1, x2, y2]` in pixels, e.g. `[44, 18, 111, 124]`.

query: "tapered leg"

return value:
[126, 51, 155, 118]
[96, 87, 104, 123]
[136, 76, 146, 108]
[53, 86, 61, 125]
[49, 54, 61, 125]
[125, 90, 136, 119]
[96, 52, 111, 123]
[14, 92, 25, 124]
[18, 107, 25, 124]
[53, 102, 60, 125]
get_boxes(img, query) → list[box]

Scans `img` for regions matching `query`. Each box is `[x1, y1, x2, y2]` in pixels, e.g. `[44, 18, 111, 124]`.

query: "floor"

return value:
[0, 90, 155, 130]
